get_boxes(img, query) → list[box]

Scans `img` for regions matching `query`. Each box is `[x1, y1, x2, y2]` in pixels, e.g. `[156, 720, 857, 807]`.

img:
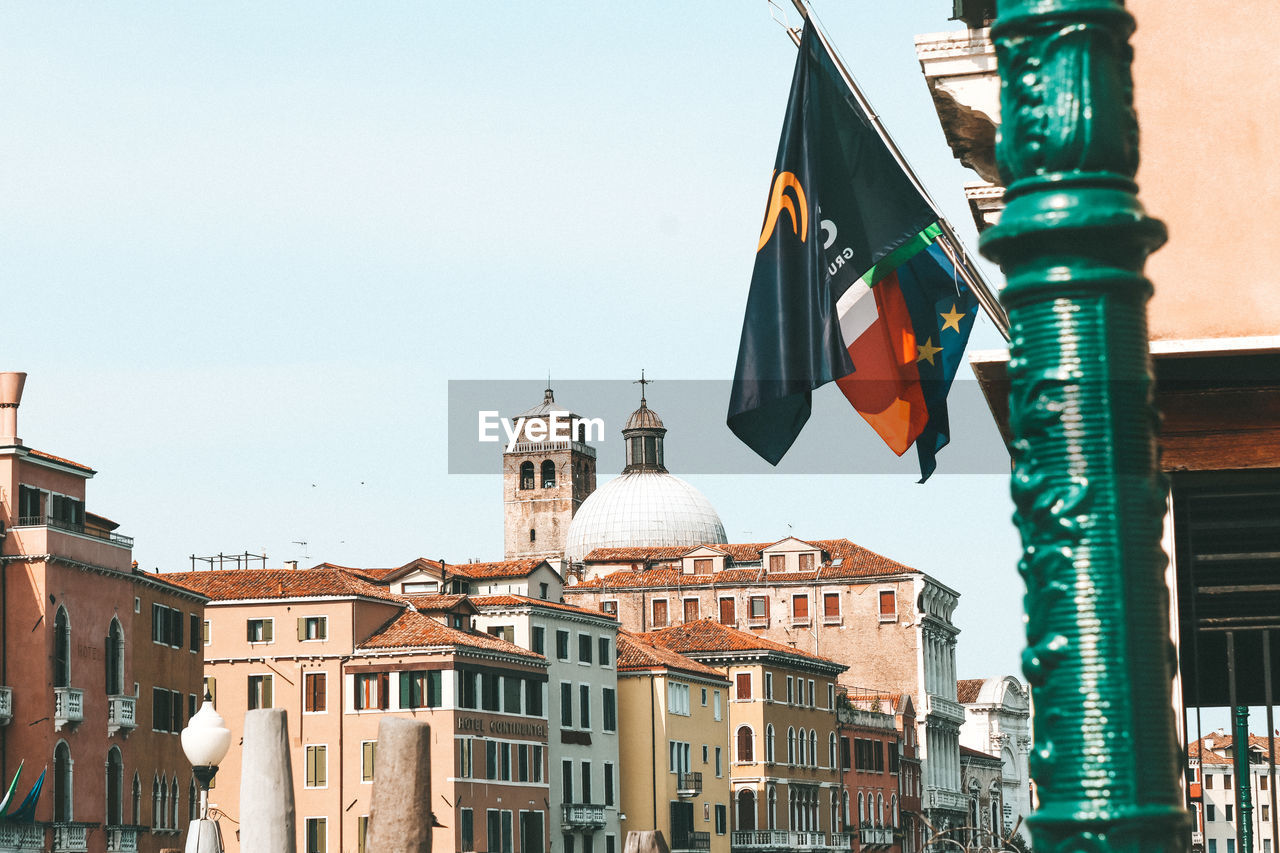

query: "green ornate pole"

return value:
[1234, 705, 1254, 853]
[979, 0, 1190, 850]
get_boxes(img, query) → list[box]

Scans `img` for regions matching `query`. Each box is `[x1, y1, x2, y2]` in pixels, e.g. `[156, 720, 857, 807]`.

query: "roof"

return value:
[574, 538, 916, 585]
[1188, 731, 1279, 763]
[450, 559, 549, 580]
[956, 679, 984, 704]
[359, 610, 543, 660]
[961, 745, 1002, 762]
[640, 619, 846, 672]
[27, 448, 95, 473]
[470, 594, 617, 621]
[159, 568, 402, 603]
[402, 595, 476, 614]
[615, 630, 728, 681]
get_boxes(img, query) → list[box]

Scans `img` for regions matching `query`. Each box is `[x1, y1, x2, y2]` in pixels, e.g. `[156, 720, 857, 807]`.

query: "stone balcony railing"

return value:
[731, 831, 841, 850]
[107, 695, 136, 736]
[926, 787, 970, 813]
[925, 694, 966, 725]
[52, 823, 90, 853]
[561, 803, 606, 828]
[105, 826, 140, 852]
[54, 687, 84, 731]
[859, 827, 893, 847]
[829, 832, 855, 850]
[0, 822, 44, 851]
[0, 686, 12, 726]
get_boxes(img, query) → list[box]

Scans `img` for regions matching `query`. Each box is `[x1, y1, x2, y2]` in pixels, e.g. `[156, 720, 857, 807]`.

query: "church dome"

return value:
[563, 471, 727, 564]
[625, 401, 664, 431]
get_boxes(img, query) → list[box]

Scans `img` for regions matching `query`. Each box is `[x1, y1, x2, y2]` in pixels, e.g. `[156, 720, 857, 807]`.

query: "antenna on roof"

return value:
[292, 540, 309, 559]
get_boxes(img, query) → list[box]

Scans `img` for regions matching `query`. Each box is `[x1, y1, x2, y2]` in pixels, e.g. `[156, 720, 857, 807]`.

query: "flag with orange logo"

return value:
[727, 21, 977, 480]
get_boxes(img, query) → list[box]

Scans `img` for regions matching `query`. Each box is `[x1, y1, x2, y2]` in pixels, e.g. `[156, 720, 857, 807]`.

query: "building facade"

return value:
[1188, 731, 1279, 853]
[956, 677, 1031, 837]
[0, 372, 206, 853]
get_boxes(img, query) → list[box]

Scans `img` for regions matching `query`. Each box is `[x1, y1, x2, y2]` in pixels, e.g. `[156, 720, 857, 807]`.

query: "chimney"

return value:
[284, 560, 298, 571]
[0, 372, 27, 446]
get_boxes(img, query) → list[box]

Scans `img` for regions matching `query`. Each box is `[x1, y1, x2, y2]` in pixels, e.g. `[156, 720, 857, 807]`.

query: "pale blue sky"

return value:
[1, 3, 1023, 679]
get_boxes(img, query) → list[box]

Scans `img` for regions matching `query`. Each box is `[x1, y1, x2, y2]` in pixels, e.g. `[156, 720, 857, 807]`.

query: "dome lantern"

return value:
[623, 372, 667, 474]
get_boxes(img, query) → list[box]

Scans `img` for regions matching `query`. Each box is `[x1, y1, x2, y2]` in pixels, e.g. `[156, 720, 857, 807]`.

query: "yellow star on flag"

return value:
[916, 337, 943, 365]
[940, 304, 966, 333]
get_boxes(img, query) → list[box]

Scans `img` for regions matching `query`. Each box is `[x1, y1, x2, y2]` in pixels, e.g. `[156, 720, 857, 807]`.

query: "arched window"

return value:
[152, 776, 161, 829]
[797, 729, 806, 765]
[877, 793, 885, 827]
[54, 607, 71, 688]
[736, 725, 754, 763]
[519, 462, 534, 490]
[131, 773, 141, 826]
[765, 724, 776, 763]
[106, 618, 124, 695]
[188, 776, 198, 821]
[736, 788, 756, 832]
[53, 742, 72, 822]
[106, 747, 123, 825]
[828, 732, 837, 768]
[892, 794, 899, 828]
[858, 792, 865, 825]
[809, 730, 818, 766]
[170, 776, 179, 829]
[842, 790, 850, 830]
[767, 784, 778, 830]
[540, 460, 556, 488]
[830, 790, 839, 834]
[786, 727, 796, 764]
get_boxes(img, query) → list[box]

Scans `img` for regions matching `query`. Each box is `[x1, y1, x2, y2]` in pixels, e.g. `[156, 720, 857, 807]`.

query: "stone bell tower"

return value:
[502, 386, 597, 562]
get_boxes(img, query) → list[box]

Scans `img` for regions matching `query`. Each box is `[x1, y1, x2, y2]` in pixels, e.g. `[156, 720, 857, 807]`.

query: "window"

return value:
[401, 581, 438, 594]
[787, 728, 796, 764]
[202, 620, 211, 646]
[808, 680, 816, 707]
[540, 582, 549, 599]
[298, 616, 328, 641]
[600, 600, 619, 616]
[1206, 774, 1214, 789]
[1209, 841, 1218, 853]
[683, 598, 699, 623]
[694, 558, 713, 574]
[106, 618, 124, 695]
[1226, 773, 1233, 788]
[520, 462, 535, 490]
[749, 596, 768, 623]
[786, 676, 794, 704]
[563, 759, 574, 802]
[713, 691, 722, 721]
[602, 688, 617, 732]
[305, 817, 327, 853]
[459, 739, 473, 778]
[532, 626, 545, 655]
[305, 672, 327, 713]
[579, 633, 593, 664]
[840, 736, 851, 771]
[354, 673, 388, 710]
[488, 810, 514, 853]
[305, 745, 328, 787]
[460, 810, 473, 852]
[504, 677, 522, 713]
[556, 630, 570, 660]
[715, 804, 727, 835]
[766, 725, 776, 763]
[358, 815, 370, 853]
[459, 671, 478, 709]
[529, 528, 536, 543]
[151, 687, 184, 732]
[581, 761, 592, 804]
[765, 672, 774, 700]
[1264, 774, 1271, 791]
[482, 673, 500, 711]
[526, 678, 543, 717]
[1264, 803, 1272, 822]
[668, 682, 690, 715]
[792, 594, 810, 623]
[879, 589, 897, 620]
[1226, 804, 1234, 822]
[486, 741, 499, 780]
[598, 636, 611, 666]
[769, 554, 785, 572]
[652, 599, 669, 627]
[719, 598, 736, 625]
[106, 747, 124, 825]
[736, 672, 752, 700]
[669, 741, 691, 774]
[828, 683, 835, 709]
[361, 741, 376, 782]
[189, 614, 200, 651]
[1229, 840, 1236, 853]
[53, 607, 71, 688]
[580, 684, 591, 729]
[400, 670, 443, 709]
[604, 763, 615, 806]
[823, 592, 840, 621]
[248, 675, 273, 711]
[561, 683, 573, 727]
[54, 742, 72, 822]
[246, 618, 273, 644]
[1206, 804, 1216, 822]
[799, 552, 815, 570]
[736, 726, 754, 762]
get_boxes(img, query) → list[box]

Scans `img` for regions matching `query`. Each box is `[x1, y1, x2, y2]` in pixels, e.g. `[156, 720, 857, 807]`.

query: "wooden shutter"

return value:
[719, 598, 735, 625]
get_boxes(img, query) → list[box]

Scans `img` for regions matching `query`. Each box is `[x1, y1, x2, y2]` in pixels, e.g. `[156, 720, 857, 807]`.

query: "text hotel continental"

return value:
[478, 410, 605, 452]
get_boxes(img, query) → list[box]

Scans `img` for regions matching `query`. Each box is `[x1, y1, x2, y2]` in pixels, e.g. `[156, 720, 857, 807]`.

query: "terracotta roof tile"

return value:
[449, 559, 547, 580]
[470, 595, 617, 620]
[615, 630, 728, 681]
[27, 448, 94, 473]
[159, 568, 402, 603]
[640, 619, 845, 671]
[956, 679, 984, 704]
[359, 610, 543, 660]
[402, 594, 475, 613]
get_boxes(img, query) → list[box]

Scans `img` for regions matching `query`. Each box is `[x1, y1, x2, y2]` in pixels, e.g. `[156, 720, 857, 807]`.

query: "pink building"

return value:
[0, 373, 206, 853]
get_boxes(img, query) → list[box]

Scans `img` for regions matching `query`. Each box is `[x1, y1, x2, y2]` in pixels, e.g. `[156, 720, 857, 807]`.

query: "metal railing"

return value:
[106, 826, 139, 853]
[52, 823, 88, 853]
[108, 695, 136, 735]
[54, 687, 84, 730]
[672, 831, 711, 851]
[0, 822, 43, 850]
[677, 771, 703, 796]
[14, 515, 134, 548]
[561, 803, 606, 827]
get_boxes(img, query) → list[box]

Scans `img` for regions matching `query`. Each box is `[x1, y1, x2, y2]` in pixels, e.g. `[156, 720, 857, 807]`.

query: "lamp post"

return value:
[181, 693, 231, 853]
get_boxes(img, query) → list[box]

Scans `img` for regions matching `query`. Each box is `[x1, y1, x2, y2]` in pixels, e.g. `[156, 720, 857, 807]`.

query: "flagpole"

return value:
[782, 1, 1011, 341]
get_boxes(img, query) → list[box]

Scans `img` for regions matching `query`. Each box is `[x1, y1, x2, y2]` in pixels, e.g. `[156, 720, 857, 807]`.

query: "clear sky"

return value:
[0, 2, 1024, 680]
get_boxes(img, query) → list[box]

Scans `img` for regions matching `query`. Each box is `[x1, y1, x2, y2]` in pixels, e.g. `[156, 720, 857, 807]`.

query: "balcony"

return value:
[830, 832, 855, 850]
[672, 831, 711, 851]
[52, 823, 89, 853]
[859, 827, 893, 847]
[13, 515, 133, 549]
[107, 695, 136, 737]
[677, 771, 703, 797]
[0, 686, 11, 725]
[926, 787, 969, 813]
[0, 822, 44, 851]
[561, 803, 606, 828]
[106, 826, 140, 852]
[731, 831, 836, 851]
[54, 687, 84, 731]
[925, 694, 966, 725]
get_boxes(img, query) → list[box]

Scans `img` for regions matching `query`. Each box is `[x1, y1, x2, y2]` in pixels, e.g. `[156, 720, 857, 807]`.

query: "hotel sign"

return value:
[455, 716, 547, 739]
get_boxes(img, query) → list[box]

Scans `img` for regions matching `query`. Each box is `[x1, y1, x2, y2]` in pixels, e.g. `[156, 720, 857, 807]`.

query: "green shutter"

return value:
[399, 672, 411, 709]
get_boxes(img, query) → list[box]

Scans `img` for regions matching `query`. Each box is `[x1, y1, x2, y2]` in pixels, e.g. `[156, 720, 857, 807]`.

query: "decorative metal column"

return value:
[979, 1, 1190, 850]
[1234, 705, 1254, 853]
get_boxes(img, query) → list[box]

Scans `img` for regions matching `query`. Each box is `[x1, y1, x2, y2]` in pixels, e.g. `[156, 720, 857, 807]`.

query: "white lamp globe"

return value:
[181, 699, 231, 768]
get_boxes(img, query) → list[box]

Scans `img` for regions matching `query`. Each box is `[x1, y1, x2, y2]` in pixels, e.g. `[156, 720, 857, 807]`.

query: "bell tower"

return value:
[502, 386, 597, 561]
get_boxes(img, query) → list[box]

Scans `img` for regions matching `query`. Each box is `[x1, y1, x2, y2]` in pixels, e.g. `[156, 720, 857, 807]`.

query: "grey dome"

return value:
[563, 471, 726, 563]
[624, 402, 665, 432]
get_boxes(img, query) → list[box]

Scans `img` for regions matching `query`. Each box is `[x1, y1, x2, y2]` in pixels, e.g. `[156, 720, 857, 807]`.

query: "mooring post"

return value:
[239, 709, 297, 853]
[979, 0, 1190, 849]
[366, 716, 433, 852]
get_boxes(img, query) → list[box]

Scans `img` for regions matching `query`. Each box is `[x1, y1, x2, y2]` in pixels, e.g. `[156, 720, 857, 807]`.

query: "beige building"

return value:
[163, 566, 551, 853]
[636, 620, 850, 853]
[615, 630, 732, 853]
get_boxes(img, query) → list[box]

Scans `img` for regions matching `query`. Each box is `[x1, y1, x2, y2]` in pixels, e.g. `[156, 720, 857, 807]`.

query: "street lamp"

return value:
[181, 693, 231, 853]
